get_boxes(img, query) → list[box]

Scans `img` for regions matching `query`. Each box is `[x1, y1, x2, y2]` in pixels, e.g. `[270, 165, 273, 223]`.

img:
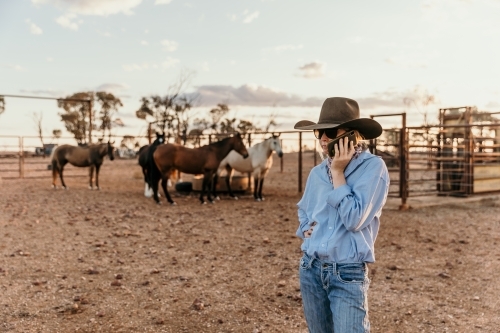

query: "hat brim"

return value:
[294, 118, 383, 140]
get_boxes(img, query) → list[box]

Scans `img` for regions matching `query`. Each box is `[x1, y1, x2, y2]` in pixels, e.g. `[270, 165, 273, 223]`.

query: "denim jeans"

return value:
[299, 253, 370, 333]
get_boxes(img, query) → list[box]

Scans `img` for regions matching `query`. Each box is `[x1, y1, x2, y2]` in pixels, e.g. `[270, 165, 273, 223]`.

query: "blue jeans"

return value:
[299, 253, 370, 333]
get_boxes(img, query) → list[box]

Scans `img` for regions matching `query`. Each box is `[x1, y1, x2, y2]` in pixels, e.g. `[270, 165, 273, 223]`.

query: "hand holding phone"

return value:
[327, 130, 357, 158]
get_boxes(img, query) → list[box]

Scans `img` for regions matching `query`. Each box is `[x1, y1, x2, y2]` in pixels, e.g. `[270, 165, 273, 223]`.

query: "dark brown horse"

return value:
[138, 132, 165, 197]
[152, 133, 249, 205]
[51, 141, 115, 190]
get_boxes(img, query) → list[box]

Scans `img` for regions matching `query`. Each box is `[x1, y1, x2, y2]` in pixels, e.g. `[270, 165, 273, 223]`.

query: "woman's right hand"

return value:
[303, 222, 317, 238]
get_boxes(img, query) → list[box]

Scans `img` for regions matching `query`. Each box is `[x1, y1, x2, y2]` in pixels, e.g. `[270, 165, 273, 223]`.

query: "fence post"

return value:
[298, 132, 303, 193]
[19, 136, 24, 179]
[399, 114, 409, 210]
[280, 139, 284, 173]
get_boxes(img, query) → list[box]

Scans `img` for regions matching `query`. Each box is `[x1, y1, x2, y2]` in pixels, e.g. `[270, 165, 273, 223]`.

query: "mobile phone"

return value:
[327, 130, 357, 157]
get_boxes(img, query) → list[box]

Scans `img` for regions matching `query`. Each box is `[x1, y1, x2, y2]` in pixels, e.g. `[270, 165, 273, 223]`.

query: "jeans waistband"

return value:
[302, 253, 366, 272]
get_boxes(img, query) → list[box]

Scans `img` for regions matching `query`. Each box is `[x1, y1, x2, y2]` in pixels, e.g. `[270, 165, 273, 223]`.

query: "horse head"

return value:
[231, 132, 249, 159]
[155, 132, 165, 145]
[268, 135, 284, 158]
[107, 141, 115, 161]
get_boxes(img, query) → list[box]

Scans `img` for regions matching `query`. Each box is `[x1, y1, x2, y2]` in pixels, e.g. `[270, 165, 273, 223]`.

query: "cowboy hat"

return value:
[294, 97, 382, 139]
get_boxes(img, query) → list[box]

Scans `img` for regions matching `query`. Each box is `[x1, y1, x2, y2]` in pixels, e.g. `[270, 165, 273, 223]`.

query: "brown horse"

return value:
[51, 142, 115, 190]
[152, 133, 249, 205]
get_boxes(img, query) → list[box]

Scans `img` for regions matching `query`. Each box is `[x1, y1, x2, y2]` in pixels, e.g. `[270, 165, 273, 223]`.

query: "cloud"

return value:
[31, 0, 143, 16]
[356, 86, 439, 110]
[161, 57, 180, 69]
[243, 10, 259, 23]
[274, 44, 303, 52]
[96, 83, 129, 94]
[385, 57, 428, 69]
[296, 61, 325, 79]
[187, 84, 324, 107]
[155, 0, 172, 4]
[46, 57, 54, 62]
[25, 19, 43, 35]
[485, 101, 500, 108]
[56, 13, 80, 30]
[161, 39, 178, 52]
[122, 63, 150, 71]
[4, 64, 27, 72]
[228, 9, 260, 23]
[140, 40, 148, 45]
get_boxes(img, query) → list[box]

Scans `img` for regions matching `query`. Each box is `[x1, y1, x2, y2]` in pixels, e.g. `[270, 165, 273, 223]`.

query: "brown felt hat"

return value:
[294, 97, 383, 139]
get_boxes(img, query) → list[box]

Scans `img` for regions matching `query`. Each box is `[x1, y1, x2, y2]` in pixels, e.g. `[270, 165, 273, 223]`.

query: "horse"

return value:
[213, 135, 283, 201]
[152, 132, 249, 205]
[138, 132, 165, 197]
[51, 141, 115, 190]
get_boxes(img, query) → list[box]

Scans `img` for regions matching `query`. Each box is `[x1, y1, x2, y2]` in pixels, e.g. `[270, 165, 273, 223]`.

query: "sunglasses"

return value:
[313, 128, 339, 140]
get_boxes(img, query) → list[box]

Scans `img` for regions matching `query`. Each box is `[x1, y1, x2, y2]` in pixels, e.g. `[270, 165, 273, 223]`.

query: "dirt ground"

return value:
[1, 153, 499, 333]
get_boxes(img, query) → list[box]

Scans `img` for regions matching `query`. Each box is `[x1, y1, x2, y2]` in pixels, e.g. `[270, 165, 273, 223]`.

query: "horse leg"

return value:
[59, 164, 68, 189]
[211, 172, 220, 200]
[143, 168, 152, 197]
[160, 174, 175, 205]
[151, 173, 161, 204]
[225, 167, 237, 199]
[253, 176, 260, 201]
[95, 164, 101, 190]
[89, 166, 95, 190]
[52, 160, 58, 188]
[200, 175, 210, 204]
[258, 178, 265, 201]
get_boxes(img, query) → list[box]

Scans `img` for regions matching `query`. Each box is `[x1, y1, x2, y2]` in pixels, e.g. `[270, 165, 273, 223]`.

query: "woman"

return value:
[294, 97, 390, 333]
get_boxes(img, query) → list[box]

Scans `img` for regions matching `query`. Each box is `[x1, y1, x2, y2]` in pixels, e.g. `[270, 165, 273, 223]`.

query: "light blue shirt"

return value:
[296, 150, 390, 263]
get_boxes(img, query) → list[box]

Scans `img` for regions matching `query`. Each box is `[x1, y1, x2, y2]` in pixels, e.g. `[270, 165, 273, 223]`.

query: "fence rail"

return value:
[4, 123, 500, 210]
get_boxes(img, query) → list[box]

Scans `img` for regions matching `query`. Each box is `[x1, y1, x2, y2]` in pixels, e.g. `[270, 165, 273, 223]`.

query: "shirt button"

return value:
[321, 244, 325, 247]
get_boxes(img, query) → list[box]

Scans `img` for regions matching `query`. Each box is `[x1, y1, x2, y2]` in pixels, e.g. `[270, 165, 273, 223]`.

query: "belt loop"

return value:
[308, 254, 315, 269]
[333, 262, 337, 274]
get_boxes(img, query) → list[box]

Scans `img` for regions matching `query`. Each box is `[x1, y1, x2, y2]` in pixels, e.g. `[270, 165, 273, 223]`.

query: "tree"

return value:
[57, 92, 93, 145]
[52, 129, 62, 142]
[58, 91, 123, 144]
[136, 69, 197, 143]
[403, 87, 436, 127]
[32, 111, 45, 151]
[120, 135, 136, 149]
[95, 92, 123, 140]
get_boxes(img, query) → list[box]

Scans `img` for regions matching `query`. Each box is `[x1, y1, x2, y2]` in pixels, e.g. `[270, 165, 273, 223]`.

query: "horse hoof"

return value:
[255, 198, 262, 202]
[201, 201, 207, 205]
[170, 202, 177, 206]
[89, 186, 93, 190]
[233, 196, 239, 200]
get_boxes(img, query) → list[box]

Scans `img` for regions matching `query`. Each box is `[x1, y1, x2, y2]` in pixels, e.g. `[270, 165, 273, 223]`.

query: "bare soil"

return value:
[1, 153, 499, 333]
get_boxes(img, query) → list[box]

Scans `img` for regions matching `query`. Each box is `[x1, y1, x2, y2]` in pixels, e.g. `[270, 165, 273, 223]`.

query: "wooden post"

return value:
[280, 139, 284, 173]
[88, 99, 93, 144]
[148, 123, 153, 144]
[313, 139, 317, 166]
[19, 136, 24, 179]
[298, 132, 303, 193]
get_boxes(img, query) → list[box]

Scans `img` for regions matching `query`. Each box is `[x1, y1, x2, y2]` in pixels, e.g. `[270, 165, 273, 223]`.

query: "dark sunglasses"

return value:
[313, 128, 338, 140]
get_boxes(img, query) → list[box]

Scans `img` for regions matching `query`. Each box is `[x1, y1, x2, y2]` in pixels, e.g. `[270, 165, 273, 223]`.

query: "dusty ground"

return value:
[1, 153, 499, 333]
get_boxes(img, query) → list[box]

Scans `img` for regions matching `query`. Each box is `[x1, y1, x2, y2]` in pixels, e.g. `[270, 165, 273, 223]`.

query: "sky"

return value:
[1, 0, 500, 142]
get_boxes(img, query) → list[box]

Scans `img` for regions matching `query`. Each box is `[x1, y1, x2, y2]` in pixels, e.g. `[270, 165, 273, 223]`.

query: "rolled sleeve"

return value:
[326, 184, 351, 208]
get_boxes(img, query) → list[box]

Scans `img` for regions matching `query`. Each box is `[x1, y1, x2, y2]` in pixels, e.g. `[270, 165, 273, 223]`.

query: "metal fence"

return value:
[5, 120, 500, 210]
